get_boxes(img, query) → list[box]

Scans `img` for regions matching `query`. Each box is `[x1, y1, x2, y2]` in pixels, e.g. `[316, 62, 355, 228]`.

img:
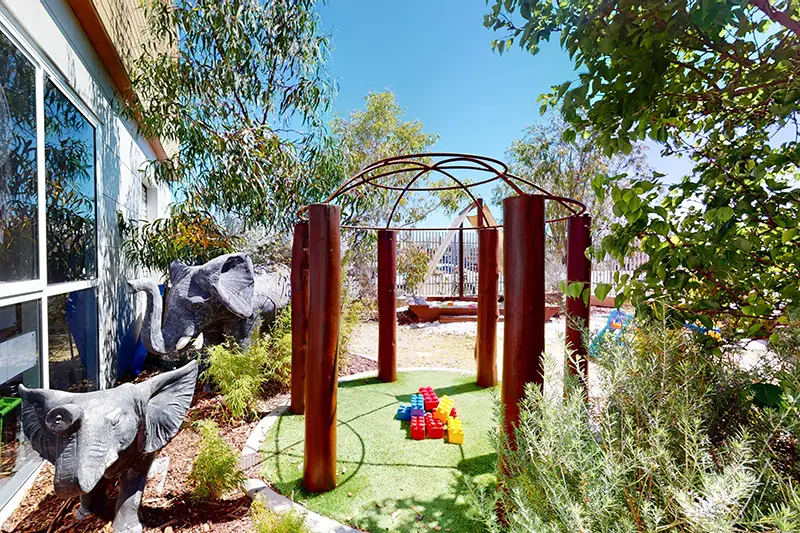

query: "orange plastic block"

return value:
[433, 396, 454, 424]
[447, 416, 464, 444]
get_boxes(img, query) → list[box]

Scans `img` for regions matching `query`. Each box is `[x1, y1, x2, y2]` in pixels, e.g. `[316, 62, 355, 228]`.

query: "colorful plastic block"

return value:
[411, 415, 426, 440]
[425, 412, 444, 439]
[396, 405, 412, 421]
[450, 407, 457, 418]
[447, 416, 464, 444]
[410, 393, 425, 417]
[419, 386, 440, 411]
[434, 395, 455, 424]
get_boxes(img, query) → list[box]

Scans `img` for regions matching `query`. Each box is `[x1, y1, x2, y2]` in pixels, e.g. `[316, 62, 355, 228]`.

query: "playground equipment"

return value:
[291, 153, 590, 492]
[396, 386, 461, 442]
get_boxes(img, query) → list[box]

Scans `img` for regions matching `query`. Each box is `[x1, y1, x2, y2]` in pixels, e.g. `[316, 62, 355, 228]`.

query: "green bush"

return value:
[188, 419, 244, 501]
[251, 499, 310, 533]
[202, 307, 293, 419]
[470, 323, 800, 533]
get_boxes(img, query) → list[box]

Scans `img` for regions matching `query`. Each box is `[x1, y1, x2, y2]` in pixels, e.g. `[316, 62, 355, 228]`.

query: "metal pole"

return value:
[565, 214, 592, 391]
[458, 223, 464, 299]
[290, 221, 309, 415]
[476, 227, 500, 387]
[377, 230, 397, 382]
[303, 204, 340, 493]
[501, 194, 545, 447]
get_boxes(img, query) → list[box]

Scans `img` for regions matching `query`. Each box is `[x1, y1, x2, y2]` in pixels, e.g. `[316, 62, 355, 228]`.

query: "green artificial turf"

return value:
[261, 371, 499, 533]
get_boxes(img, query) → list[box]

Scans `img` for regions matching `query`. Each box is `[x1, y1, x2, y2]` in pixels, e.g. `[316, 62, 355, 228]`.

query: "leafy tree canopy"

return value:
[329, 91, 464, 228]
[494, 116, 650, 265]
[487, 0, 800, 335]
[126, 0, 335, 232]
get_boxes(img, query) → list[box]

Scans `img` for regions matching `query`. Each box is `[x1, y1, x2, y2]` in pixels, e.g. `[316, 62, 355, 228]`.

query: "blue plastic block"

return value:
[396, 405, 412, 421]
[410, 393, 425, 417]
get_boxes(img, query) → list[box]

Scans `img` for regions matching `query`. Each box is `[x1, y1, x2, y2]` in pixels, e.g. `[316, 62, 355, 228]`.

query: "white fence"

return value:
[592, 252, 648, 294]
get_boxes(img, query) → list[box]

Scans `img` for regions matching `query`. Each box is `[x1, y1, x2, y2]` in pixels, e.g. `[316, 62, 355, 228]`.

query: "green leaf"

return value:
[566, 281, 584, 299]
[782, 228, 797, 243]
[594, 283, 612, 302]
[751, 382, 782, 408]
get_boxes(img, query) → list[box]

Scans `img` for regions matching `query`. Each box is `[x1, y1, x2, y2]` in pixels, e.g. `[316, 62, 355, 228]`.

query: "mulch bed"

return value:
[3, 353, 376, 533]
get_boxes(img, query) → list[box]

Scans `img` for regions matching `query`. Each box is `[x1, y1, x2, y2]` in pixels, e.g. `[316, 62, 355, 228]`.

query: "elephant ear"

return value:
[18, 386, 71, 463]
[207, 253, 255, 318]
[169, 260, 191, 283]
[140, 361, 198, 453]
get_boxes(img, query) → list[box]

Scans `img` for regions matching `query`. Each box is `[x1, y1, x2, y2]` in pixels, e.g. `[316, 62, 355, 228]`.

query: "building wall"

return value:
[0, 0, 173, 520]
[0, 0, 171, 386]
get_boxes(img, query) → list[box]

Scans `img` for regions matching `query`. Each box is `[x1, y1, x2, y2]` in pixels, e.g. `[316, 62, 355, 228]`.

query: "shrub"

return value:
[188, 419, 244, 501]
[469, 322, 800, 533]
[202, 308, 292, 419]
[251, 499, 310, 533]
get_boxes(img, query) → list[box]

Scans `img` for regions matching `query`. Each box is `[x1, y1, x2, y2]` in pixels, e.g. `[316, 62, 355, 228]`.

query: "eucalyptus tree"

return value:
[487, 0, 800, 334]
[124, 0, 335, 248]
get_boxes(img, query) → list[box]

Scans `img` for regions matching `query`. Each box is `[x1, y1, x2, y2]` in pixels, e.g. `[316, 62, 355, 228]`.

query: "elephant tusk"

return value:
[191, 333, 204, 350]
[176, 336, 192, 351]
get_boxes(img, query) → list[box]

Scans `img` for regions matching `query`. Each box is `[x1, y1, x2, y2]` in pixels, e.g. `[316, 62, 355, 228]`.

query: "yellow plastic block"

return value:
[433, 396, 454, 424]
[447, 416, 464, 444]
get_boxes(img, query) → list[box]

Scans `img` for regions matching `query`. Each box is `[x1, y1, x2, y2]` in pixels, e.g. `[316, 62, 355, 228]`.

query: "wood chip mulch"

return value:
[3, 353, 375, 533]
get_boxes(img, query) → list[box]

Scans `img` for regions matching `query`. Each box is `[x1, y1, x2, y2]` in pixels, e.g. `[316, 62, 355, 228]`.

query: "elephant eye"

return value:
[105, 408, 122, 426]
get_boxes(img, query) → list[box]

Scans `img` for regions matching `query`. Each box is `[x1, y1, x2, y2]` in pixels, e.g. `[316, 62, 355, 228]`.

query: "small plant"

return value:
[202, 307, 293, 419]
[203, 337, 270, 420]
[251, 499, 310, 533]
[188, 419, 244, 501]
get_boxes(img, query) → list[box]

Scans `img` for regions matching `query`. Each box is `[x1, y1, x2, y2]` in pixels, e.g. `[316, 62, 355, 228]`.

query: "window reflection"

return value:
[45, 80, 96, 285]
[0, 300, 41, 509]
[0, 32, 38, 283]
[47, 290, 98, 392]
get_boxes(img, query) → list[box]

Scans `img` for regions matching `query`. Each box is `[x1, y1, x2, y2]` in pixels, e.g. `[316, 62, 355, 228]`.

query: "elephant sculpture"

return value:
[128, 252, 290, 358]
[19, 361, 198, 533]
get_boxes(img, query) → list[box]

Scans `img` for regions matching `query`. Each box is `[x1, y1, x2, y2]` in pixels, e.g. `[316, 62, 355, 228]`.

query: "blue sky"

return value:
[317, 1, 692, 224]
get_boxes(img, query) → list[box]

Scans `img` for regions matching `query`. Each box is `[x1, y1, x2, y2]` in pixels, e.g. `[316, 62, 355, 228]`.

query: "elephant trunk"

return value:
[128, 279, 170, 355]
[53, 433, 81, 498]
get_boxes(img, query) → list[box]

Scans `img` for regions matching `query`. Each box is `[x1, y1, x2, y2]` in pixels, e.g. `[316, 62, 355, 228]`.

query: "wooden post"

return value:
[377, 230, 397, 382]
[565, 214, 592, 390]
[476, 227, 500, 387]
[290, 221, 309, 415]
[458, 223, 465, 299]
[501, 195, 545, 447]
[303, 204, 340, 493]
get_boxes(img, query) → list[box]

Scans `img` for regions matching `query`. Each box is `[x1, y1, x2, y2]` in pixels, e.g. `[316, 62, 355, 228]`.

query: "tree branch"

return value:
[750, 0, 800, 38]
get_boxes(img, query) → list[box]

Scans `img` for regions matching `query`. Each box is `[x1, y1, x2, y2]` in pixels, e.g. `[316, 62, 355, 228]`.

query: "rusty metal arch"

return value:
[296, 152, 587, 229]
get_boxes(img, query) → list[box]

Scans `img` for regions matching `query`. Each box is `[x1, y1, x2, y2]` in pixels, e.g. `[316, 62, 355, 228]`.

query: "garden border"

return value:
[239, 367, 477, 533]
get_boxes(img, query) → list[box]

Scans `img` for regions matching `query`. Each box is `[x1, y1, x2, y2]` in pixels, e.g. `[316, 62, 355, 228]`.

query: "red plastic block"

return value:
[419, 386, 439, 411]
[425, 412, 444, 439]
[411, 416, 426, 440]
[450, 407, 457, 418]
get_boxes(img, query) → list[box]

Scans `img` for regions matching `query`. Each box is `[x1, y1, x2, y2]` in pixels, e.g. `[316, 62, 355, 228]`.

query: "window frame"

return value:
[0, 12, 103, 391]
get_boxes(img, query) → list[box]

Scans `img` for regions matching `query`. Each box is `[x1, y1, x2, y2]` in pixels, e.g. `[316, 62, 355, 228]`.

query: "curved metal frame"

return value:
[298, 152, 586, 229]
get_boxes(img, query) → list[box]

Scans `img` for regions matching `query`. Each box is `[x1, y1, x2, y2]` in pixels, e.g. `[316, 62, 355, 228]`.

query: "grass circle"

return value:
[261, 371, 499, 532]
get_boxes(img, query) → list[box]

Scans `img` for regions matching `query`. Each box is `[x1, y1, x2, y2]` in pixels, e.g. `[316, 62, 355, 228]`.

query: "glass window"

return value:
[0, 300, 41, 510]
[45, 80, 96, 285]
[47, 289, 98, 392]
[0, 33, 38, 284]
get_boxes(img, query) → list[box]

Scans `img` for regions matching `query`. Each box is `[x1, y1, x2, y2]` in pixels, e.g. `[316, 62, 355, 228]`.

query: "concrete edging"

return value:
[240, 367, 477, 533]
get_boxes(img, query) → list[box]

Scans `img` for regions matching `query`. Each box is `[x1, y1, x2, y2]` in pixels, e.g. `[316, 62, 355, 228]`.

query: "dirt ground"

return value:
[349, 308, 613, 396]
[349, 309, 612, 370]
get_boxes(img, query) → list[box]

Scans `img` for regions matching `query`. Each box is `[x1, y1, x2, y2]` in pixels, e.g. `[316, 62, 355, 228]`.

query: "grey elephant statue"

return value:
[128, 252, 290, 357]
[19, 361, 198, 533]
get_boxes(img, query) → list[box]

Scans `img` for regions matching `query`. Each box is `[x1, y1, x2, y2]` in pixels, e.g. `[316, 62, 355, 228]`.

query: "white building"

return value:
[0, 0, 171, 517]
